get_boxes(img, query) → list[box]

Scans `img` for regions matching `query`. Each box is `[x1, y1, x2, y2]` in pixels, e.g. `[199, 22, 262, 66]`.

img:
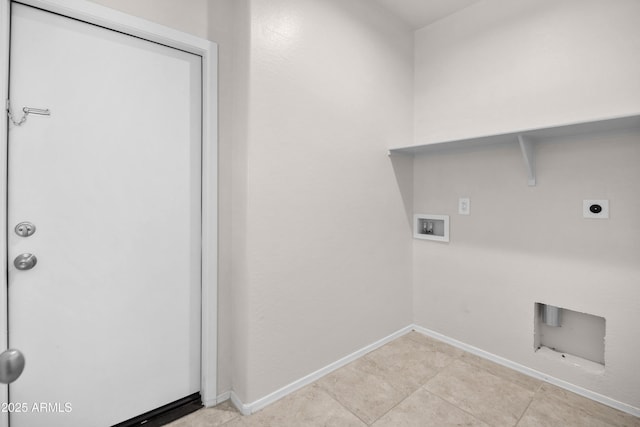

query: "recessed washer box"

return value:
[414, 214, 449, 242]
[534, 303, 605, 367]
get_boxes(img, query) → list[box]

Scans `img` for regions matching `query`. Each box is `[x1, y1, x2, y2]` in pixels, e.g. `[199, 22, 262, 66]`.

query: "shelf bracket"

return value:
[518, 135, 536, 186]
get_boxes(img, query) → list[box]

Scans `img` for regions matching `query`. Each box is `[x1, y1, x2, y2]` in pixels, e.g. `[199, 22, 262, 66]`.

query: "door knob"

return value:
[14, 253, 37, 270]
[0, 349, 25, 384]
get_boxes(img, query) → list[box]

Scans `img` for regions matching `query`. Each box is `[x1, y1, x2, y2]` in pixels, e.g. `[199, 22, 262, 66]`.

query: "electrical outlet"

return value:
[458, 198, 470, 215]
[583, 200, 609, 219]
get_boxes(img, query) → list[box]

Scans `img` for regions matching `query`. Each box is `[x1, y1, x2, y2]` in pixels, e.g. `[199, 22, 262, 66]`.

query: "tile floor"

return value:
[167, 332, 640, 427]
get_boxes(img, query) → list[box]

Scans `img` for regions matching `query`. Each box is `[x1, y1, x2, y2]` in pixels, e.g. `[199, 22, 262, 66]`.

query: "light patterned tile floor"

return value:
[167, 331, 640, 427]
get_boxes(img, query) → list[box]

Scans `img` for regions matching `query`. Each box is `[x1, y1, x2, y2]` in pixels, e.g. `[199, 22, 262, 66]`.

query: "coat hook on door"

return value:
[6, 100, 50, 127]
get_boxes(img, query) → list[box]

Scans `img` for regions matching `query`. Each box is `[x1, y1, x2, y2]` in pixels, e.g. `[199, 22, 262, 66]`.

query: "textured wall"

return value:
[414, 0, 640, 143]
[412, 0, 640, 410]
[237, 0, 414, 403]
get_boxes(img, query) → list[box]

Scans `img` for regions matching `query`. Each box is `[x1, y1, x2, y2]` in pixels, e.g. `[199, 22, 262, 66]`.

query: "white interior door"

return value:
[7, 3, 202, 426]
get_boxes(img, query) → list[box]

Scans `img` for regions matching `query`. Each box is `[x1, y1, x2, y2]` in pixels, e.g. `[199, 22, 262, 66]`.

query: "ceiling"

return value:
[373, 0, 482, 29]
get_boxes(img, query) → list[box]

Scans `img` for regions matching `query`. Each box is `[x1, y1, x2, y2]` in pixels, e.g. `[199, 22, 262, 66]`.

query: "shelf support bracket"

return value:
[518, 135, 536, 186]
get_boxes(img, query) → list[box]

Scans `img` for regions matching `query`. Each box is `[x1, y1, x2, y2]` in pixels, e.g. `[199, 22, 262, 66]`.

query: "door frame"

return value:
[0, 0, 218, 423]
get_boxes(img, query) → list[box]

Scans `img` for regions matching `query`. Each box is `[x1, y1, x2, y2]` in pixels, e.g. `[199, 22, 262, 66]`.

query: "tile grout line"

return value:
[365, 334, 467, 425]
[422, 372, 495, 427]
[457, 355, 545, 395]
[423, 357, 541, 427]
[424, 386, 494, 427]
[364, 345, 469, 425]
[366, 385, 424, 425]
[513, 389, 538, 427]
[404, 332, 500, 425]
[415, 327, 640, 419]
[211, 332, 637, 426]
[532, 382, 626, 427]
[316, 334, 461, 426]
[358, 350, 421, 424]
[515, 381, 616, 427]
[313, 381, 371, 426]
[341, 342, 416, 425]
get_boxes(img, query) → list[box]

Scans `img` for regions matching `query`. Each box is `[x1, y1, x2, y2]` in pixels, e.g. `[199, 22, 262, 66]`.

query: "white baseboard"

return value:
[412, 325, 640, 418]
[230, 391, 251, 416]
[219, 323, 639, 419]
[231, 325, 414, 415]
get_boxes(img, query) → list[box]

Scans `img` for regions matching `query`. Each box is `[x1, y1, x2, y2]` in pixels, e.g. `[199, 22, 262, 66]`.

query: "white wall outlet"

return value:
[583, 200, 609, 219]
[458, 198, 470, 215]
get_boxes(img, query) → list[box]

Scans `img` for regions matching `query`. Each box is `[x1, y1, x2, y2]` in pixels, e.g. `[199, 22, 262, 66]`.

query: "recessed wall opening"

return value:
[413, 214, 450, 242]
[534, 303, 606, 367]
[417, 218, 444, 237]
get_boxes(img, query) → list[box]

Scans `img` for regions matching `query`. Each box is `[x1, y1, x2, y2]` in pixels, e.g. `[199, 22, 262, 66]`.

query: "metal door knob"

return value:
[14, 253, 37, 270]
[15, 221, 36, 237]
[0, 349, 26, 384]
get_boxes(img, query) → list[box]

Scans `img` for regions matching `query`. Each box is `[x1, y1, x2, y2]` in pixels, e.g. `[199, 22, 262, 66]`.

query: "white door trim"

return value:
[0, 1, 218, 424]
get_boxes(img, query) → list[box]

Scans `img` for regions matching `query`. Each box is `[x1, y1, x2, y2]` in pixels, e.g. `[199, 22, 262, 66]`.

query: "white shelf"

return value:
[388, 114, 640, 186]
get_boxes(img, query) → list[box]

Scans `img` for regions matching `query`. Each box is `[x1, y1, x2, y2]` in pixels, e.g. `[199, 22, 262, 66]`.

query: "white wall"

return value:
[236, 0, 414, 403]
[412, 0, 640, 410]
[415, 0, 640, 144]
